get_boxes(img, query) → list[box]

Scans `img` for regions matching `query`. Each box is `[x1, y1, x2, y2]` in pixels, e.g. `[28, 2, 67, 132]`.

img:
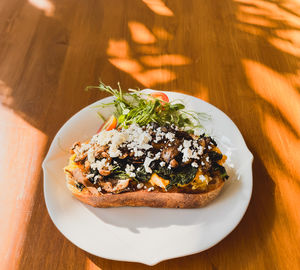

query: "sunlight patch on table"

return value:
[109, 58, 143, 73]
[107, 38, 177, 87]
[152, 26, 174, 40]
[264, 115, 300, 244]
[140, 54, 190, 67]
[128, 21, 156, 44]
[133, 68, 176, 86]
[107, 40, 130, 59]
[136, 45, 162, 54]
[142, 0, 174, 17]
[236, 0, 300, 29]
[243, 59, 300, 135]
[274, 170, 300, 231]
[269, 29, 300, 57]
[236, 22, 265, 37]
[28, 0, 55, 17]
[0, 104, 47, 269]
[263, 114, 300, 180]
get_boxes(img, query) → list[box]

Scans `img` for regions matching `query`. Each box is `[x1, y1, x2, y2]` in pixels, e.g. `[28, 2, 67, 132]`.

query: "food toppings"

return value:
[65, 123, 228, 195]
[86, 82, 210, 132]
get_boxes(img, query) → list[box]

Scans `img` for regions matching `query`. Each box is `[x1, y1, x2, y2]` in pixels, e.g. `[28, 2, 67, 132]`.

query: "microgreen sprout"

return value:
[86, 81, 210, 133]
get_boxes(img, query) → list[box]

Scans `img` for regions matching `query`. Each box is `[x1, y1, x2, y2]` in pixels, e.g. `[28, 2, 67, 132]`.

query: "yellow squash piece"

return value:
[149, 173, 170, 189]
[64, 154, 81, 174]
[191, 168, 209, 190]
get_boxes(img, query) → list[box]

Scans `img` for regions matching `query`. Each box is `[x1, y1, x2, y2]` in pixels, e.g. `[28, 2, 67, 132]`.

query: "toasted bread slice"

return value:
[66, 174, 224, 208]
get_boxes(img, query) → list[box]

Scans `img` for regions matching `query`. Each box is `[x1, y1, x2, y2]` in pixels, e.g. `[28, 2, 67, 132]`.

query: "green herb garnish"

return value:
[86, 81, 209, 133]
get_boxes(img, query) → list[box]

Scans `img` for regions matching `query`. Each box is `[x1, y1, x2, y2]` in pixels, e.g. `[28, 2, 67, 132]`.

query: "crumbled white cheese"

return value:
[193, 140, 198, 148]
[82, 124, 156, 170]
[86, 174, 94, 178]
[143, 152, 161, 173]
[199, 175, 206, 181]
[87, 148, 95, 163]
[91, 159, 109, 172]
[137, 131, 152, 145]
[137, 183, 144, 189]
[144, 157, 154, 173]
[90, 130, 115, 146]
[148, 187, 154, 192]
[108, 147, 122, 158]
[197, 146, 203, 155]
[125, 164, 136, 177]
[154, 152, 161, 159]
[192, 152, 200, 159]
[180, 138, 204, 162]
[152, 127, 177, 143]
[183, 140, 192, 148]
[165, 132, 175, 141]
[76, 123, 210, 179]
[134, 150, 144, 157]
[182, 147, 193, 162]
[191, 162, 198, 168]
[111, 132, 127, 146]
[97, 187, 102, 192]
[78, 143, 90, 154]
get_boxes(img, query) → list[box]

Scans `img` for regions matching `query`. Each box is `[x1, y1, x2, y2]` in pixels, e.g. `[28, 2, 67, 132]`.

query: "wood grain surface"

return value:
[1, 0, 300, 269]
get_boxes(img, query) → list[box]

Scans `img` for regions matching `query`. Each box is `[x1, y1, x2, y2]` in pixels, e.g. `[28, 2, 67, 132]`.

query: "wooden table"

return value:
[1, 0, 299, 269]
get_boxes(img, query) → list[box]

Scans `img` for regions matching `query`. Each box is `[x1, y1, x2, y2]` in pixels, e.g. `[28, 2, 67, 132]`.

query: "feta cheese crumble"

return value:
[137, 183, 144, 189]
[191, 162, 198, 168]
[125, 164, 136, 177]
[199, 174, 206, 181]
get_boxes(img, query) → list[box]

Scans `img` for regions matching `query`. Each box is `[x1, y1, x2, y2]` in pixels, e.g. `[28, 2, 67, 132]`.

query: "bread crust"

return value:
[66, 176, 224, 208]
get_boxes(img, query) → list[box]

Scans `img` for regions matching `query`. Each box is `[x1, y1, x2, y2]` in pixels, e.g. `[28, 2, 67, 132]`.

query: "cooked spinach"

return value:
[208, 151, 223, 161]
[110, 164, 131, 180]
[156, 165, 198, 190]
[211, 162, 228, 179]
[135, 166, 151, 182]
[220, 172, 229, 180]
[166, 166, 198, 189]
[155, 166, 173, 179]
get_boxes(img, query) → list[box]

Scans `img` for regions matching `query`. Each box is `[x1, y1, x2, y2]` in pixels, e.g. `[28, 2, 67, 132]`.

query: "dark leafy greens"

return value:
[133, 163, 198, 190]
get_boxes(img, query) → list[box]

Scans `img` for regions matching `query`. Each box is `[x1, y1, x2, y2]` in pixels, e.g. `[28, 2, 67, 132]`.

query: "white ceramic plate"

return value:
[42, 90, 253, 265]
